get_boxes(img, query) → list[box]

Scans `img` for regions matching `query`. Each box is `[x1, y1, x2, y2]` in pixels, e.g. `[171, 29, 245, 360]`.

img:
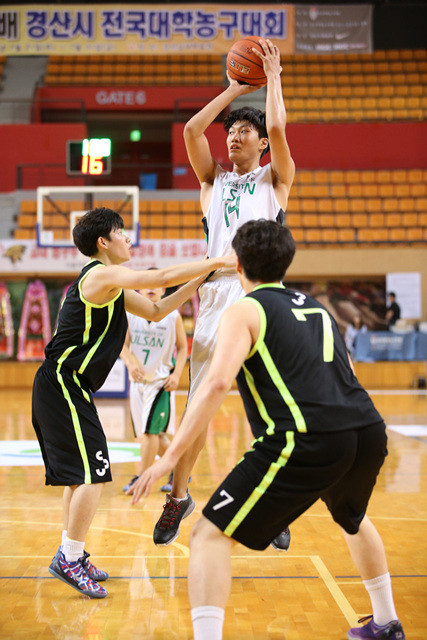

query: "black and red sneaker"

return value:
[153, 493, 195, 546]
[270, 528, 291, 551]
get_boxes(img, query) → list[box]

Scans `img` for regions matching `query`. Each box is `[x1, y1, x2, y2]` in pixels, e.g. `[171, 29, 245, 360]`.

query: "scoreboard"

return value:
[66, 138, 112, 176]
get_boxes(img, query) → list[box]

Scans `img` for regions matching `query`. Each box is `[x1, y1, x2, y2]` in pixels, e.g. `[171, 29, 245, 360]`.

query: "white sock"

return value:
[61, 530, 67, 549]
[171, 492, 188, 502]
[363, 572, 398, 626]
[191, 606, 224, 640]
[62, 536, 85, 563]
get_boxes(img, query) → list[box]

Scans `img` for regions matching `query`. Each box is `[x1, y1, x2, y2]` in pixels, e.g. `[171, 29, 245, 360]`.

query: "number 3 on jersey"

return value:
[292, 308, 334, 362]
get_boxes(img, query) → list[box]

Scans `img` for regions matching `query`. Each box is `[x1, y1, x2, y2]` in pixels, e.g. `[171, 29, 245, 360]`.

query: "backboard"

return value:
[36, 185, 139, 247]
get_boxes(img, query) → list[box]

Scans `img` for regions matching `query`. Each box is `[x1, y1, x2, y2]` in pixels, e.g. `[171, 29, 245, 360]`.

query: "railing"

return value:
[0, 97, 87, 124]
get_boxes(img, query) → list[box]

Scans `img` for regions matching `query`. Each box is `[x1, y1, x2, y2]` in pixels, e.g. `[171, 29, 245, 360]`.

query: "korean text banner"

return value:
[0, 4, 294, 56]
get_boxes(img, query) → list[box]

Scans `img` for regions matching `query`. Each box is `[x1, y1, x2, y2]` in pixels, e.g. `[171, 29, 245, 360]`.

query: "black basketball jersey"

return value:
[45, 259, 128, 391]
[236, 284, 382, 438]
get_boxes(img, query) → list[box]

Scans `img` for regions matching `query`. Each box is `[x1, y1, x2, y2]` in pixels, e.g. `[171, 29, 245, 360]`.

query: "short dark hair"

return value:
[232, 220, 296, 283]
[223, 107, 269, 158]
[72, 207, 124, 256]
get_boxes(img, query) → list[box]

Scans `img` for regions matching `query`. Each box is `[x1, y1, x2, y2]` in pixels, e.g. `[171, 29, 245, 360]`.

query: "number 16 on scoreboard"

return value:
[66, 138, 112, 176]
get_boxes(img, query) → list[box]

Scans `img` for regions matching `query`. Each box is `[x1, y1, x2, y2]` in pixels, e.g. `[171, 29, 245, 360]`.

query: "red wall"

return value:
[0, 123, 87, 192]
[172, 121, 427, 188]
[35, 86, 223, 116]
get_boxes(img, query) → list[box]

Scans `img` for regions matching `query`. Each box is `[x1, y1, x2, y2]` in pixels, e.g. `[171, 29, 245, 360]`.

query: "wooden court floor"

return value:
[0, 388, 426, 639]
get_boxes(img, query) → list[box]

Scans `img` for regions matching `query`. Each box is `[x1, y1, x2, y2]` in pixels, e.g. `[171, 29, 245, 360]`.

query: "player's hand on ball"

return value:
[252, 39, 282, 78]
[226, 71, 263, 94]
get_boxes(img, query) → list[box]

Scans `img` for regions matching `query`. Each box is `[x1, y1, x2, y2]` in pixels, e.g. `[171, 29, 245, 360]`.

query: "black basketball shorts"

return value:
[202, 422, 387, 550]
[32, 360, 112, 486]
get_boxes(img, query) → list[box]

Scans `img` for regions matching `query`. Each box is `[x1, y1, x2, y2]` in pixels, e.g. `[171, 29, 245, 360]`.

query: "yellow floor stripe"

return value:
[311, 555, 358, 626]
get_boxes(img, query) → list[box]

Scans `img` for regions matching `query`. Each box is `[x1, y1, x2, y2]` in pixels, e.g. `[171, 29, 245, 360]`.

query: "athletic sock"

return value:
[191, 606, 225, 640]
[62, 537, 85, 563]
[61, 530, 67, 549]
[171, 492, 188, 502]
[363, 572, 398, 626]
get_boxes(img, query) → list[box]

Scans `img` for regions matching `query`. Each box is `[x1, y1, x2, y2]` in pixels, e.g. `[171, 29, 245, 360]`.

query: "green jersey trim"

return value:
[224, 430, 295, 537]
[78, 263, 122, 309]
[245, 298, 266, 360]
[252, 283, 285, 292]
[243, 297, 307, 435]
[78, 301, 114, 375]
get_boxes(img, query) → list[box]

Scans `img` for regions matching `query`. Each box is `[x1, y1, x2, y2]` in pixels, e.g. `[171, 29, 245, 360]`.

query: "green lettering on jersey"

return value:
[223, 190, 241, 227]
[243, 182, 255, 194]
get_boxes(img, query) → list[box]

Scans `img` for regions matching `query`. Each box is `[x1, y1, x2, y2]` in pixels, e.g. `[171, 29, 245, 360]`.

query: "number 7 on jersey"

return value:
[292, 308, 334, 362]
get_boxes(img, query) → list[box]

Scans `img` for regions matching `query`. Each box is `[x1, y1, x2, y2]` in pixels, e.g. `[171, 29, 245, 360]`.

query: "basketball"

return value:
[226, 36, 267, 85]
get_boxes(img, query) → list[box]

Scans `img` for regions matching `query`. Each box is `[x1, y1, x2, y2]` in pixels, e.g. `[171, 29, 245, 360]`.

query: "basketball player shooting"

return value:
[132, 38, 296, 551]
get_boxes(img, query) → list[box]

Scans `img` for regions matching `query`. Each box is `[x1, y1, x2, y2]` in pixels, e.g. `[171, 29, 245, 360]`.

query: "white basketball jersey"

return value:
[127, 310, 178, 382]
[204, 163, 284, 262]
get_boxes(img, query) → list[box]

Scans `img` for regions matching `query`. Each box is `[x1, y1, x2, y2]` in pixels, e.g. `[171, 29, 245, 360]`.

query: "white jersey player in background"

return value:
[121, 283, 188, 494]
[130, 38, 295, 549]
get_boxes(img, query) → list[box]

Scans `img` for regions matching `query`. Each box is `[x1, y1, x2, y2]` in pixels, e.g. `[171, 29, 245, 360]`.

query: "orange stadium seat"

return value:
[13, 168, 426, 247]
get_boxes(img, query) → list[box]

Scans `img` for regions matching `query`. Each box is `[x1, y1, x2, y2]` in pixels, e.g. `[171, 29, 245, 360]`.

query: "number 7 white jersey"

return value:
[126, 310, 178, 382]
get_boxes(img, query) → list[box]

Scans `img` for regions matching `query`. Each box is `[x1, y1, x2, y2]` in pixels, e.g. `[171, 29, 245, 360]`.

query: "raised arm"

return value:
[254, 39, 295, 210]
[184, 80, 262, 188]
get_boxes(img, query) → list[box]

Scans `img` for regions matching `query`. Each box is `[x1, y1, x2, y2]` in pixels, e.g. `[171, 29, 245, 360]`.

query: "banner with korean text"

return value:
[0, 239, 208, 275]
[0, 4, 294, 56]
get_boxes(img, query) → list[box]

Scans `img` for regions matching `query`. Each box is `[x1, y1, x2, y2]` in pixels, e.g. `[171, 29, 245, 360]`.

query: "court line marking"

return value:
[0, 520, 189, 557]
[174, 390, 427, 396]
[310, 555, 358, 626]
[2, 510, 426, 522]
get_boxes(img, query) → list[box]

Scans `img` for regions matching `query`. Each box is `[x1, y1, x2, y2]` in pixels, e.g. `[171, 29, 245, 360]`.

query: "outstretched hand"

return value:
[127, 457, 174, 504]
[252, 38, 282, 78]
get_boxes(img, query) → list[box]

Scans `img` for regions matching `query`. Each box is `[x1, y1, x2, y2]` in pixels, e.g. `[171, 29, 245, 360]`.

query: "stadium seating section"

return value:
[43, 49, 427, 122]
[14, 169, 427, 246]
[45, 53, 224, 86]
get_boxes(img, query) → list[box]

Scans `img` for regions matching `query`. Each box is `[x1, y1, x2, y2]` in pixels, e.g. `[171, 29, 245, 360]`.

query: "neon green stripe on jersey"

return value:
[224, 431, 295, 537]
[56, 364, 91, 484]
[79, 301, 114, 375]
[244, 297, 307, 434]
[73, 371, 91, 403]
[83, 303, 92, 345]
[242, 363, 275, 435]
[257, 340, 307, 433]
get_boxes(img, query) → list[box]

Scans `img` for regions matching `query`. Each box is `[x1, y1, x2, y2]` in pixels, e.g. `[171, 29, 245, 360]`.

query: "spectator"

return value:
[385, 292, 401, 329]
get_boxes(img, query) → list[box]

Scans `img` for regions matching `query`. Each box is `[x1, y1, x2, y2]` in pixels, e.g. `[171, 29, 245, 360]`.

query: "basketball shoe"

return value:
[51, 547, 108, 582]
[153, 493, 195, 545]
[123, 475, 139, 493]
[270, 528, 291, 551]
[347, 615, 405, 639]
[49, 550, 107, 598]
